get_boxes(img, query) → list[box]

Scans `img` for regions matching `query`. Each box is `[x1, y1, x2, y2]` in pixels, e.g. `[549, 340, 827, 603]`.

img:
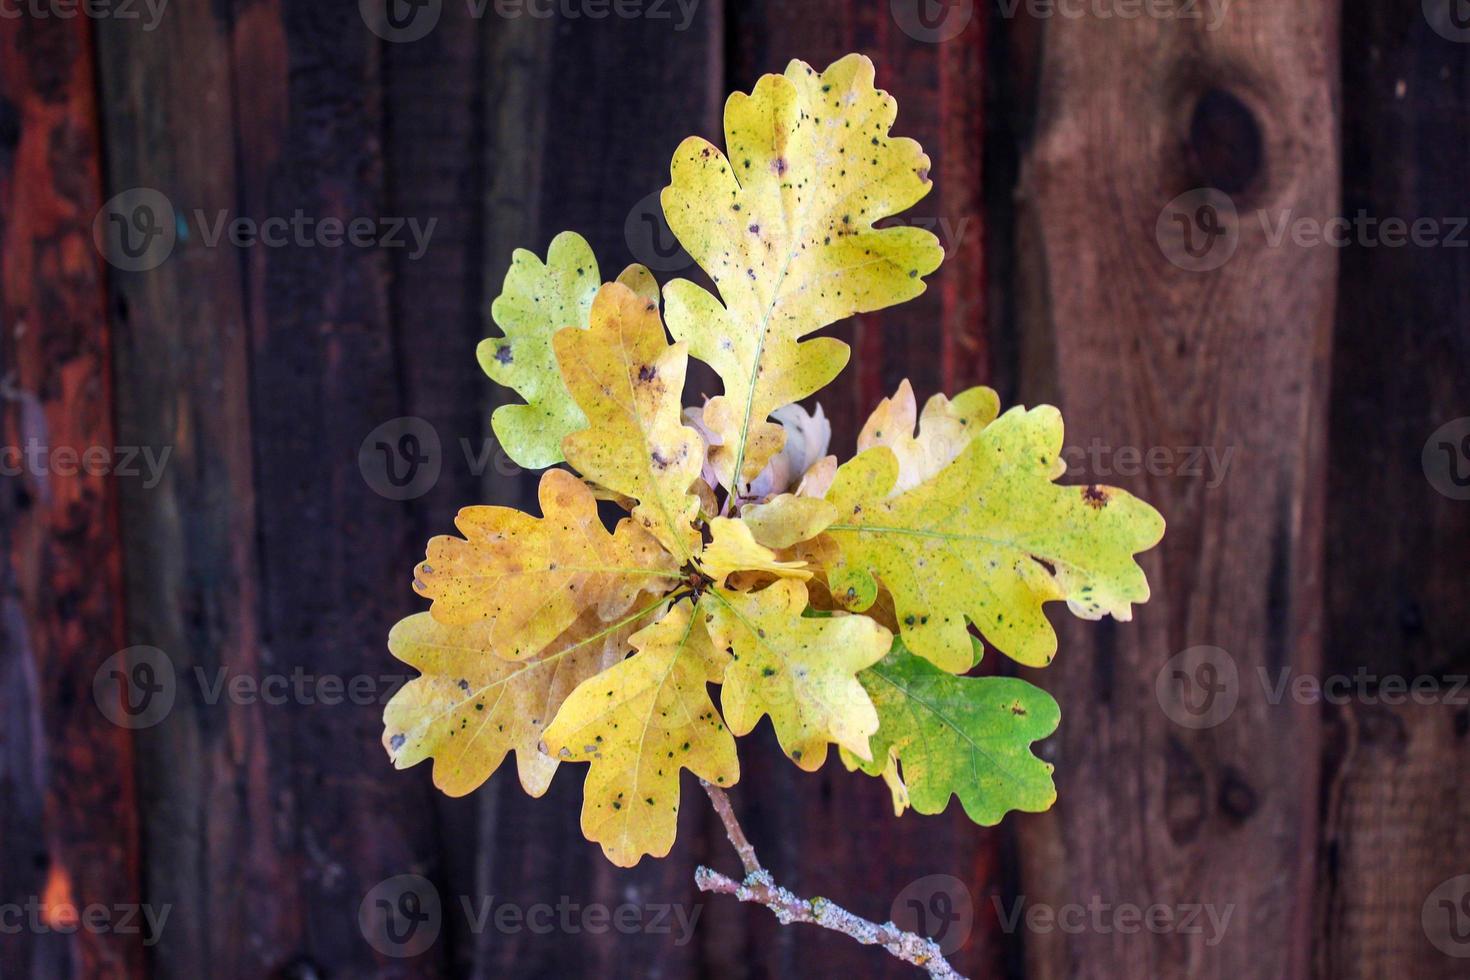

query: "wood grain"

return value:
[0, 11, 141, 979]
[1011, 3, 1338, 978]
[1315, 6, 1470, 978]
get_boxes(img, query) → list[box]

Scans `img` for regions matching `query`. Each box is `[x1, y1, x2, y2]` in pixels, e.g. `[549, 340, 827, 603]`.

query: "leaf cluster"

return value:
[383, 54, 1165, 867]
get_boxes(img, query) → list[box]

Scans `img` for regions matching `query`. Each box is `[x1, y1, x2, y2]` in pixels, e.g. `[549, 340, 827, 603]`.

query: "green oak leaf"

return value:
[846, 640, 1059, 824]
[479, 231, 656, 469]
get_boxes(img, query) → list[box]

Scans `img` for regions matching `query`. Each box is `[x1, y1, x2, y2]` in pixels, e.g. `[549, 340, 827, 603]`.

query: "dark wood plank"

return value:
[227, 2, 447, 974]
[723, 8, 1002, 978]
[1327, 0, 1470, 682]
[91, 6, 303, 976]
[1315, 702, 1470, 978]
[0, 11, 142, 979]
[1314, 6, 1470, 978]
[1009, 3, 1337, 978]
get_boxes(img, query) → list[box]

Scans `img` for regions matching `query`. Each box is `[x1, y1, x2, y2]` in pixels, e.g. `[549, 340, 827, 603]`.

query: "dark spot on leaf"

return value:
[1083, 485, 1110, 509]
[389, 734, 405, 752]
[638, 364, 657, 383]
[495, 345, 513, 364]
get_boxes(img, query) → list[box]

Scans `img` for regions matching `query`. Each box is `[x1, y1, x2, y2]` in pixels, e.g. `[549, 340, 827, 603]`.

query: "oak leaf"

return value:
[413, 468, 680, 661]
[541, 601, 738, 867]
[824, 406, 1165, 671]
[662, 53, 943, 489]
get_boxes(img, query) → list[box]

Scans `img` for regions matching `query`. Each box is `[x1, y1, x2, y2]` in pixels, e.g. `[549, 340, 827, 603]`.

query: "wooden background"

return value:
[0, 0, 1466, 977]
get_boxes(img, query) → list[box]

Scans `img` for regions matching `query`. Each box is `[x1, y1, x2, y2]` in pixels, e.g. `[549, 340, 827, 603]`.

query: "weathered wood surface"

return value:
[1314, 4, 1470, 979]
[0, 11, 141, 979]
[1010, 2, 1339, 978]
[0, 2, 1466, 978]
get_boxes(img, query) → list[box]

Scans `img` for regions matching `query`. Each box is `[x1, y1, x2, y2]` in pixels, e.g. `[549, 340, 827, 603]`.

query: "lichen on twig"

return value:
[697, 780, 966, 980]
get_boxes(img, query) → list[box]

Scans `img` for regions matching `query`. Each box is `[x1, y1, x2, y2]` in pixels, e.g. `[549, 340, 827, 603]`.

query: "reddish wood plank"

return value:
[0, 12, 141, 979]
[1011, 3, 1338, 978]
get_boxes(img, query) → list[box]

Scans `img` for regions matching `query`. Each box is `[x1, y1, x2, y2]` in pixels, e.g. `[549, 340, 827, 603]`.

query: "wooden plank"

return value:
[0, 12, 142, 979]
[1009, 3, 1338, 979]
[224, 3, 447, 974]
[464, 6, 728, 977]
[91, 6, 301, 976]
[1315, 702, 1470, 978]
[1326, 0, 1470, 682]
[723, 8, 1003, 978]
[1315, 7, 1470, 978]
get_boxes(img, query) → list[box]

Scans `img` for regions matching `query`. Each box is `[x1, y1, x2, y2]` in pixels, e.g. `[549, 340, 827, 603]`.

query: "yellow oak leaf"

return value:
[383, 601, 659, 798]
[413, 468, 680, 660]
[824, 405, 1166, 671]
[479, 231, 657, 469]
[741, 494, 838, 550]
[701, 580, 892, 771]
[858, 380, 1000, 495]
[697, 517, 811, 587]
[541, 601, 739, 867]
[556, 282, 705, 562]
[661, 53, 943, 489]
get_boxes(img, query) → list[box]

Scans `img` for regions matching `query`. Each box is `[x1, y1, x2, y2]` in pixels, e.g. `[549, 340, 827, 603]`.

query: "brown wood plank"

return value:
[1315, 702, 1470, 978]
[0, 12, 142, 979]
[723, 8, 1002, 978]
[91, 7, 301, 976]
[1314, 7, 1470, 978]
[226, 2, 447, 974]
[1010, 3, 1338, 979]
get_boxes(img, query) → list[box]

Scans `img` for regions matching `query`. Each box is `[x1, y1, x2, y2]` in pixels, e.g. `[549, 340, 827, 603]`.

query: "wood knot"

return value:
[1216, 766, 1258, 825]
[1187, 88, 1264, 196]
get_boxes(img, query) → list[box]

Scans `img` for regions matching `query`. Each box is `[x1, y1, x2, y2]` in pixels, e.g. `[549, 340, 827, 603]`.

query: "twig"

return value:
[697, 781, 966, 980]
